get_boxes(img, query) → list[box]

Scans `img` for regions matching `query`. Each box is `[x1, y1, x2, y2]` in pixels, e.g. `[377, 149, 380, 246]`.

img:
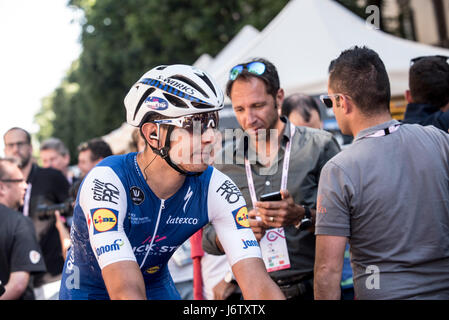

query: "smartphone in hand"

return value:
[259, 191, 282, 202]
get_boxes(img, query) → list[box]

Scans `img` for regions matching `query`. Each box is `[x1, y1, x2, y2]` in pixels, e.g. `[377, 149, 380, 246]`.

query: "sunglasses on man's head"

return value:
[410, 55, 449, 66]
[153, 111, 219, 133]
[229, 61, 266, 81]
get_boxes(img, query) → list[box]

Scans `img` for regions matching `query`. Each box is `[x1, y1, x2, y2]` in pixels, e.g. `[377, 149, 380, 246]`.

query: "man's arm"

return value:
[102, 261, 146, 300]
[232, 258, 285, 300]
[0, 271, 29, 300]
[314, 235, 347, 300]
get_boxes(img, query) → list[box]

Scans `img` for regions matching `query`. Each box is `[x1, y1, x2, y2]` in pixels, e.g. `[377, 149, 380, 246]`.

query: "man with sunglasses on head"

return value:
[201, 58, 340, 300]
[315, 46, 449, 300]
[402, 55, 449, 133]
[59, 64, 284, 300]
[0, 158, 46, 299]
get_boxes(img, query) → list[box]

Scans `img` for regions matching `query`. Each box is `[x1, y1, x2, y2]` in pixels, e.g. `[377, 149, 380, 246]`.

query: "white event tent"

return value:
[198, 0, 449, 100]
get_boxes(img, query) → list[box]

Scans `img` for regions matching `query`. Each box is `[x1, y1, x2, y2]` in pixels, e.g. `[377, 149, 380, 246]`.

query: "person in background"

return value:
[281, 92, 354, 299]
[77, 138, 113, 177]
[315, 46, 449, 300]
[281, 93, 323, 129]
[0, 158, 46, 300]
[403, 55, 449, 132]
[202, 58, 340, 300]
[3, 127, 69, 300]
[39, 138, 75, 185]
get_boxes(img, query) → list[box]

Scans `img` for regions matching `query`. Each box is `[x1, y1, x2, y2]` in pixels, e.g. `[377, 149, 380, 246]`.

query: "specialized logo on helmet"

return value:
[157, 76, 195, 95]
[232, 206, 250, 229]
[145, 96, 168, 111]
[90, 208, 118, 234]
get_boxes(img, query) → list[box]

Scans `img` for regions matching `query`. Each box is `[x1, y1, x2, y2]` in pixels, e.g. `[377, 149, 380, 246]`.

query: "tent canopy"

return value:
[202, 0, 449, 99]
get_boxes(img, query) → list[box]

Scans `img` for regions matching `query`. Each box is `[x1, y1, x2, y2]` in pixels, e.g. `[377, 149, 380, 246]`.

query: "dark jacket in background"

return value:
[22, 164, 70, 286]
[403, 103, 449, 132]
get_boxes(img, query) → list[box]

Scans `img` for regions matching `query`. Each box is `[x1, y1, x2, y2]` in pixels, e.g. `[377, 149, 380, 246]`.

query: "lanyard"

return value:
[359, 123, 401, 140]
[244, 124, 296, 208]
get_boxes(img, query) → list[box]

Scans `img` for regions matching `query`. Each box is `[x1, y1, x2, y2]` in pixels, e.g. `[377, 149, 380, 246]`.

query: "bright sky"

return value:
[0, 0, 82, 156]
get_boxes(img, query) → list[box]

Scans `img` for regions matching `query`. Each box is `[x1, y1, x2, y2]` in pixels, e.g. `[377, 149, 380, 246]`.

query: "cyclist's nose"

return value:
[201, 127, 217, 144]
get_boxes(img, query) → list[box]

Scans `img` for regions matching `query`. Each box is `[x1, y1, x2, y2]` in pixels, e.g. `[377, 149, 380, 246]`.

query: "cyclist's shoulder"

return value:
[97, 153, 135, 169]
[90, 153, 136, 179]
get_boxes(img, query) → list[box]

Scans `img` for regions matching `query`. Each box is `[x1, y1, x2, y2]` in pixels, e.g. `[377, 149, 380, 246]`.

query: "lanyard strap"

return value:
[244, 124, 295, 208]
[361, 123, 401, 139]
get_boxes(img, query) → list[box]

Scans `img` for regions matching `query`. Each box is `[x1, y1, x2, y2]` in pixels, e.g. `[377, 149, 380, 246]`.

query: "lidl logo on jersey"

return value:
[145, 265, 160, 274]
[90, 208, 118, 234]
[232, 206, 250, 229]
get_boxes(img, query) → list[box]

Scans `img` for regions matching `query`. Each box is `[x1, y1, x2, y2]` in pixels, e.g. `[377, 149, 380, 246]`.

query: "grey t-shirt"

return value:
[316, 120, 449, 299]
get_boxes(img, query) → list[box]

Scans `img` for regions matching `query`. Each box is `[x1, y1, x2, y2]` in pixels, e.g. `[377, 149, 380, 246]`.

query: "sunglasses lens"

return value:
[229, 65, 244, 80]
[320, 95, 333, 108]
[229, 62, 266, 80]
[186, 112, 219, 132]
[247, 62, 266, 76]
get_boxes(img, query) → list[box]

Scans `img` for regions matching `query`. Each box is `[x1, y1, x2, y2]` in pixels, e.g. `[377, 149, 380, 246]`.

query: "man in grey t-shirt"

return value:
[314, 46, 449, 300]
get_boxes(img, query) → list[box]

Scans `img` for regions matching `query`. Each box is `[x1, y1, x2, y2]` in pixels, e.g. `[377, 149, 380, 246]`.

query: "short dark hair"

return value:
[78, 138, 112, 161]
[4, 127, 31, 144]
[409, 56, 449, 108]
[282, 93, 321, 122]
[225, 58, 280, 100]
[328, 46, 391, 116]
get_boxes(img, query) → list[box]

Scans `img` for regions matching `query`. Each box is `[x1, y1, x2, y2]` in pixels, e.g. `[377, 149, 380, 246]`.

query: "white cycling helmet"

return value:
[124, 64, 224, 127]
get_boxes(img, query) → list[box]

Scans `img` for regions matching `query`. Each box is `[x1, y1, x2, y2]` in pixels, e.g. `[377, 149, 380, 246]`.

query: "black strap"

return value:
[150, 125, 202, 177]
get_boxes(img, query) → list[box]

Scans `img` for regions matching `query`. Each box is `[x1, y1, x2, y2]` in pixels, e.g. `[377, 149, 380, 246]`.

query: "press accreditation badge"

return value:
[259, 227, 291, 272]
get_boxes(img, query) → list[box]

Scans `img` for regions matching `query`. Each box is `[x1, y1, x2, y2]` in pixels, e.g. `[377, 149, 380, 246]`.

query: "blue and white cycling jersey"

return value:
[59, 153, 261, 300]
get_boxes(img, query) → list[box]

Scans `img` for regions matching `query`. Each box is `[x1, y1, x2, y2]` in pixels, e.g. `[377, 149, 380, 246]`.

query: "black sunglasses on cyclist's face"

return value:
[153, 111, 219, 133]
[229, 61, 266, 81]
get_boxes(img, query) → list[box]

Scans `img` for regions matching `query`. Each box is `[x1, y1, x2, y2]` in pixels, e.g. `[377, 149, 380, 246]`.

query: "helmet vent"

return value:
[170, 75, 209, 99]
[191, 102, 213, 109]
[195, 72, 217, 96]
[163, 93, 189, 108]
[133, 87, 156, 120]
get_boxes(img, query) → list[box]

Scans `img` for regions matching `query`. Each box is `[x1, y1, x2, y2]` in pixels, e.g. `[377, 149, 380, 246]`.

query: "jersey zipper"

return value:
[139, 199, 165, 269]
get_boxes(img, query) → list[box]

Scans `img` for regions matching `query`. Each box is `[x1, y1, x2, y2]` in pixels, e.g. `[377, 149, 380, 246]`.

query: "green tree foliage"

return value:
[37, 0, 288, 162]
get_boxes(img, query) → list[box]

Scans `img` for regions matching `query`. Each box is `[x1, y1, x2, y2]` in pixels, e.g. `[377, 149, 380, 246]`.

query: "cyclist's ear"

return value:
[141, 122, 159, 148]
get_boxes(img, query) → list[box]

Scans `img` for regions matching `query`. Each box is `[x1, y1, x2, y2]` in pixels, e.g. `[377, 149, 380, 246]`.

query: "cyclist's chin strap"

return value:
[150, 125, 202, 177]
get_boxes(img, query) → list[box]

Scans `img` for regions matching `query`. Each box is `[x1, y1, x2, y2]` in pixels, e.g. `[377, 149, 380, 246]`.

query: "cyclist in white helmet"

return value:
[59, 64, 285, 300]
